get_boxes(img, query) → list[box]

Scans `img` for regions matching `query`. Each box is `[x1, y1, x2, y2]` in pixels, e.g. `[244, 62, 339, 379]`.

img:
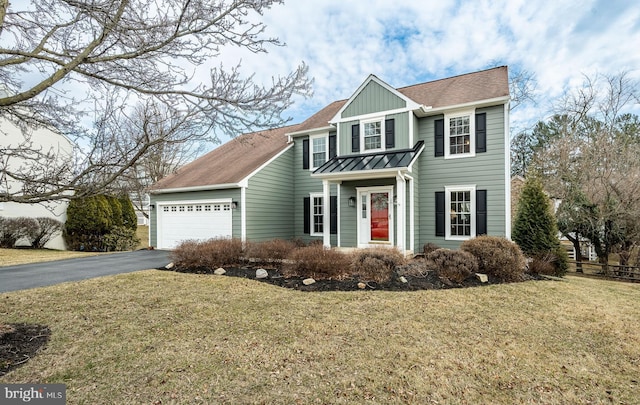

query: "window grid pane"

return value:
[450, 190, 471, 236]
[364, 122, 382, 150]
[449, 116, 470, 155]
[313, 197, 323, 233]
[312, 138, 326, 168]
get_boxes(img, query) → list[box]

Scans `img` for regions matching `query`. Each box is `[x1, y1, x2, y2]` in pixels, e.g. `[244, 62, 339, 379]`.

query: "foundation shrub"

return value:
[283, 245, 351, 280]
[427, 248, 479, 283]
[171, 238, 244, 271]
[350, 248, 406, 283]
[460, 236, 526, 282]
[422, 242, 441, 255]
[245, 239, 298, 266]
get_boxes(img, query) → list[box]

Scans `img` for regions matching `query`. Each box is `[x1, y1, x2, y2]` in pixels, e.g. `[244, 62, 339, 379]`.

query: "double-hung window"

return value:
[310, 193, 324, 235]
[363, 120, 382, 151]
[445, 185, 476, 240]
[445, 110, 475, 158]
[312, 136, 326, 168]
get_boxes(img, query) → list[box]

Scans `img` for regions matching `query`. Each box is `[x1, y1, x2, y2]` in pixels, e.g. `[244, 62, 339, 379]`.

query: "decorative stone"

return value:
[476, 273, 489, 283]
[302, 278, 316, 286]
[357, 282, 366, 289]
[399, 276, 408, 283]
[255, 269, 268, 279]
[214, 268, 226, 275]
[164, 262, 175, 270]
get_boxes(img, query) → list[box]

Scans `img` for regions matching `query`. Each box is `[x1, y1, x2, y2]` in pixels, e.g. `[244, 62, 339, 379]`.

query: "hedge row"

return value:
[0, 216, 63, 249]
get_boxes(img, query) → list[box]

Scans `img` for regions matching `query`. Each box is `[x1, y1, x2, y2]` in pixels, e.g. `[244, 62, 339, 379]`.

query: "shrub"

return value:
[460, 236, 526, 282]
[422, 242, 441, 255]
[350, 248, 406, 283]
[0, 217, 39, 248]
[103, 226, 140, 251]
[119, 195, 138, 231]
[283, 245, 351, 280]
[245, 239, 298, 266]
[64, 195, 114, 250]
[427, 248, 479, 284]
[171, 238, 245, 270]
[30, 217, 64, 249]
[528, 250, 569, 277]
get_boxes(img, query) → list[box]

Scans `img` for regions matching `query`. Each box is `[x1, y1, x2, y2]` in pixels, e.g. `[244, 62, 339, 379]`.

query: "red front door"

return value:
[370, 192, 389, 241]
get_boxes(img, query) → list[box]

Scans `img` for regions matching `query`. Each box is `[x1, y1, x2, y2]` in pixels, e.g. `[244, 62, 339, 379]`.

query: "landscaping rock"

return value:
[255, 269, 268, 279]
[357, 282, 366, 289]
[302, 278, 316, 286]
[476, 273, 488, 283]
[399, 276, 408, 283]
[214, 268, 226, 275]
[164, 262, 175, 270]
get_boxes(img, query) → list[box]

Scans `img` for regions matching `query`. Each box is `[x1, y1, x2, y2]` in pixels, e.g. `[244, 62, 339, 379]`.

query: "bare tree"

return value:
[0, 0, 311, 203]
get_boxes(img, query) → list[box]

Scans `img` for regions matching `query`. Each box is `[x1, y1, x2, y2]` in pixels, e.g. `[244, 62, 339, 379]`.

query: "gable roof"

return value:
[150, 124, 300, 192]
[292, 66, 509, 133]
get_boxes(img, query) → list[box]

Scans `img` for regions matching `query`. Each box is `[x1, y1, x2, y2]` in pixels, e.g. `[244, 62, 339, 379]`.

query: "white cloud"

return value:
[216, 0, 639, 131]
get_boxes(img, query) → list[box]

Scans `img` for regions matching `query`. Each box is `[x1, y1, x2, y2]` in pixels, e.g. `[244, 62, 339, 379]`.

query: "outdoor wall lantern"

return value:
[231, 201, 238, 209]
[149, 204, 155, 211]
[348, 196, 356, 207]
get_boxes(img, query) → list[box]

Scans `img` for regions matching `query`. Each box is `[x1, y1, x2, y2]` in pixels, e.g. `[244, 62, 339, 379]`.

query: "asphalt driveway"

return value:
[0, 250, 172, 293]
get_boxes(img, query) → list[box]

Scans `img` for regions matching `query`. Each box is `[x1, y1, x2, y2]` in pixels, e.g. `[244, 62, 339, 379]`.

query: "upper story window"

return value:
[445, 185, 476, 240]
[445, 110, 475, 158]
[363, 120, 382, 151]
[312, 136, 327, 169]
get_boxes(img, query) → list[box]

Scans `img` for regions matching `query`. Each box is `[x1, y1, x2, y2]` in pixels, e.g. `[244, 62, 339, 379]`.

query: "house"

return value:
[149, 66, 511, 253]
[0, 117, 74, 250]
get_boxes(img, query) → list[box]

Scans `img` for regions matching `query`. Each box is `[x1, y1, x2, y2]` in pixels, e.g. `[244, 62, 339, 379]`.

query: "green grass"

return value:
[1, 271, 639, 404]
[0, 248, 106, 266]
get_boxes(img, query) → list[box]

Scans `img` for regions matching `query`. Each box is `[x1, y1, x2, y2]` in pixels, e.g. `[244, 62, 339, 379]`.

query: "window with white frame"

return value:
[362, 119, 382, 151]
[445, 111, 475, 158]
[311, 135, 327, 169]
[310, 193, 324, 235]
[445, 186, 475, 239]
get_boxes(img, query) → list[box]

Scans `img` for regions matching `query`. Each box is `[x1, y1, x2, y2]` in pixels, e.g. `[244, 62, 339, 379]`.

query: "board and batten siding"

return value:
[341, 80, 407, 118]
[293, 136, 337, 245]
[417, 105, 507, 250]
[149, 188, 242, 248]
[245, 147, 295, 241]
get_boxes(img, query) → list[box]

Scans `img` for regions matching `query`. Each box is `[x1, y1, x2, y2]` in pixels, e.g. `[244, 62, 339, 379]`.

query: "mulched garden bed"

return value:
[0, 323, 50, 377]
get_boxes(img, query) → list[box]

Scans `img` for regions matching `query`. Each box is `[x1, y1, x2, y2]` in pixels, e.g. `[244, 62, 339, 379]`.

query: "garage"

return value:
[157, 200, 233, 249]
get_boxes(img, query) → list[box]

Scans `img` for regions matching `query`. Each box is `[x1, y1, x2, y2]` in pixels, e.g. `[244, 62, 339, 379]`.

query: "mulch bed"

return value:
[0, 323, 50, 377]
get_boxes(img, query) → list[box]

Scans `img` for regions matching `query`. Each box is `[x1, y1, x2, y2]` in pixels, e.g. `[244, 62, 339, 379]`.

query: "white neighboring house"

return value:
[0, 117, 74, 250]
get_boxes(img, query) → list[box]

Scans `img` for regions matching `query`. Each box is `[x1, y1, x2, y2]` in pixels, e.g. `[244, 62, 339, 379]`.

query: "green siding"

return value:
[338, 112, 410, 154]
[417, 105, 507, 250]
[342, 80, 406, 118]
[246, 147, 294, 241]
[150, 188, 242, 247]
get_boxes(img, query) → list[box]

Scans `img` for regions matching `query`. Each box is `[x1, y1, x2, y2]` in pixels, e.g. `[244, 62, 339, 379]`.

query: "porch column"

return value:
[323, 179, 331, 248]
[396, 173, 406, 252]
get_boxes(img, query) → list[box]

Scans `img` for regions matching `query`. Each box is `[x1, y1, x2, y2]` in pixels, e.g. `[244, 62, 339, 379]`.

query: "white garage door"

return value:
[158, 201, 233, 249]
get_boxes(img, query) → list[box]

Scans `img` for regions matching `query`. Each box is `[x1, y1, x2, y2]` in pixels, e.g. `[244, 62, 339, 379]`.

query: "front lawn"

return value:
[0, 248, 105, 267]
[1, 271, 639, 404]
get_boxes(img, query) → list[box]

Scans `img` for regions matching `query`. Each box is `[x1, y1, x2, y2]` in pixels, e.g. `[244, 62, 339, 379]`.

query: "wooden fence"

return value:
[570, 261, 640, 282]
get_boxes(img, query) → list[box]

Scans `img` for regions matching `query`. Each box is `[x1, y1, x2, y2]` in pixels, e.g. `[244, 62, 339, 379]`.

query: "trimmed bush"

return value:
[423, 242, 441, 255]
[350, 248, 406, 283]
[103, 226, 140, 252]
[0, 217, 39, 248]
[427, 248, 479, 284]
[245, 239, 298, 266]
[171, 238, 244, 270]
[283, 244, 351, 280]
[460, 236, 526, 282]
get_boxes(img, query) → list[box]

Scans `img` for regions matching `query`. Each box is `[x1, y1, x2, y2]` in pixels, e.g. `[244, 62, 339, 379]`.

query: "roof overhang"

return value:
[286, 125, 335, 138]
[149, 183, 241, 194]
[413, 95, 510, 118]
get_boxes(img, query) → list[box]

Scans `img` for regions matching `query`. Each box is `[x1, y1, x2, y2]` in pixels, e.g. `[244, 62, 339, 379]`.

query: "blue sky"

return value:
[218, 0, 640, 138]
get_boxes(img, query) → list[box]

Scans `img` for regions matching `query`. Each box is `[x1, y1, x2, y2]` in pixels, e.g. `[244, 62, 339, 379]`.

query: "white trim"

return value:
[330, 74, 420, 124]
[414, 96, 510, 117]
[244, 142, 294, 181]
[444, 109, 476, 160]
[444, 185, 476, 241]
[408, 112, 414, 148]
[322, 180, 331, 247]
[241, 186, 247, 242]
[309, 192, 324, 237]
[504, 102, 512, 239]
[311, 166, 408, 181]
[337, 183, 342, 247]
[356, 185, 394, 248]
[309, 132, 329, 170]
[287, 125, 335, 137]
[396, 173, 406, 252]
[360, 116, 385, 153]
[404, 173, 415, 253]
[151, 183, 241, 194]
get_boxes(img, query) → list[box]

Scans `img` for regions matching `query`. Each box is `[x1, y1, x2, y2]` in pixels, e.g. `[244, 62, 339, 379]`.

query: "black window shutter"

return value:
[351, 124, 360, 152]
[330, 196, 337, 234]
[476, 189, 487, 235]
[329, 133, 337, 159]
[302, 139, 309, 169]
[303, 197, 310, 234]
[476, 113, 487, 153]
[434, 119, 444, 157]
[435, 191, 445, 237]
[385, 118, 395, 149]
